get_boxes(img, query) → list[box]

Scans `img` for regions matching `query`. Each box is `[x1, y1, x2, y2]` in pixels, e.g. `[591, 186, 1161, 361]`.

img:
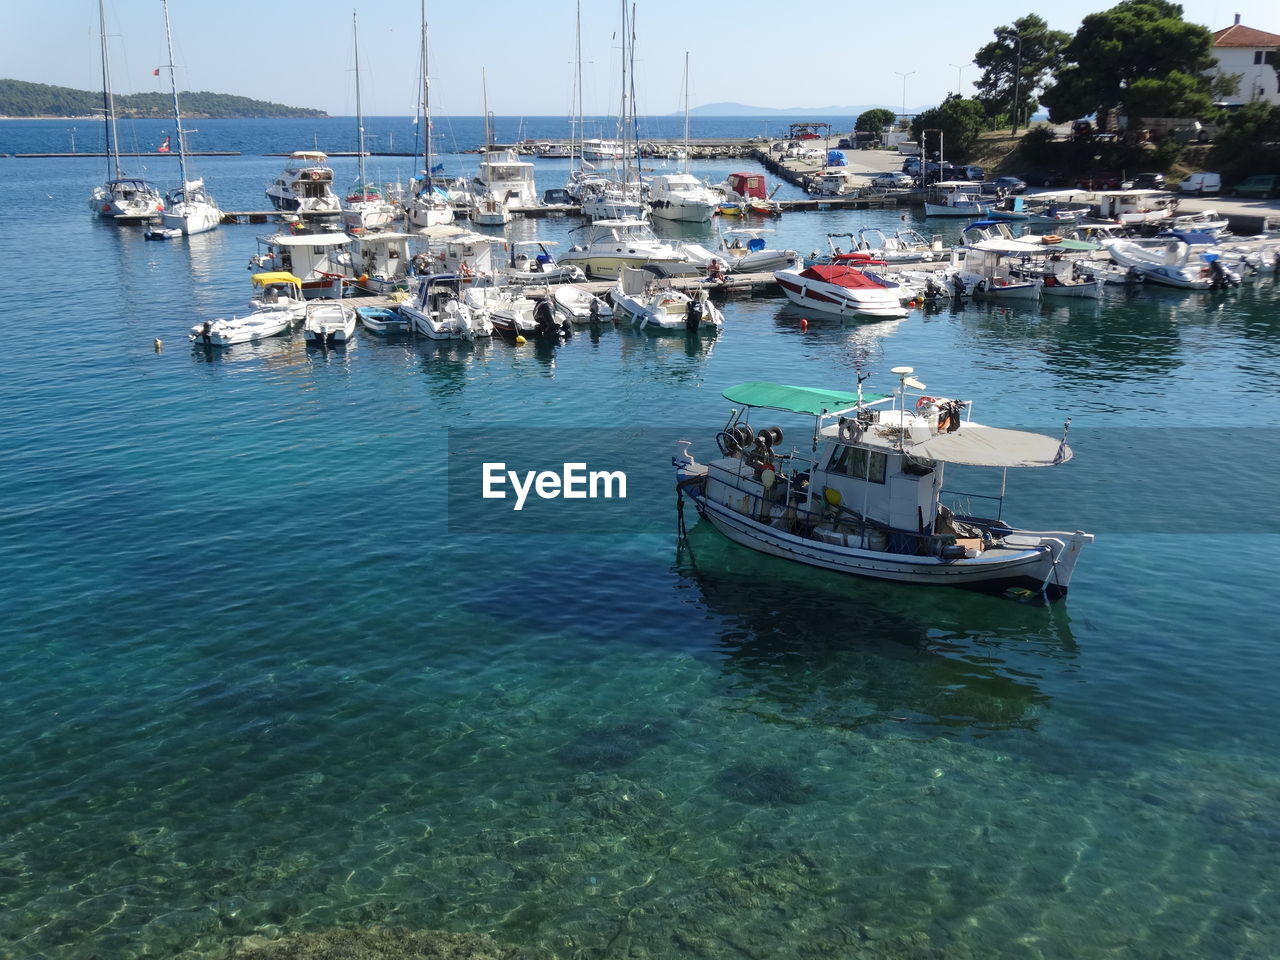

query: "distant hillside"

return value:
[0, 79, 327, 118]
[684, 101, 912, 118]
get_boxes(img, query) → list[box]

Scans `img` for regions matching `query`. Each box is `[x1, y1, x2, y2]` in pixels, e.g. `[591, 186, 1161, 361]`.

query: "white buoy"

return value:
[153, 338, 163, 352]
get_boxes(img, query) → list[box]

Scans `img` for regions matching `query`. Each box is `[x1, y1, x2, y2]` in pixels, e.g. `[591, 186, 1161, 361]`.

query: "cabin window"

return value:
[1255, 51, 1264, 64]
[827, 445, 886, 483]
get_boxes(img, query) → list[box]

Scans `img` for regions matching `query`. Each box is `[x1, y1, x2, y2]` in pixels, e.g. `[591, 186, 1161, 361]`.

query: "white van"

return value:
[1179, 172, 1221, 195]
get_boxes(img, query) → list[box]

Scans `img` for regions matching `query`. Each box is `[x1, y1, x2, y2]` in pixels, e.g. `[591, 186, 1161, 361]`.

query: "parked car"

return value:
[992, 176, 1027, 194]
[962, 165, 985, 181]
[901, 156, 921, 174]
[871, 171, 913, 188]
[1233, 174, 1279, 199]
[1129, 172, 1167, 190]
[1021, 170, 1069, 188]
[1178, 172, 1221, 195]
[836, 137, 853, 150]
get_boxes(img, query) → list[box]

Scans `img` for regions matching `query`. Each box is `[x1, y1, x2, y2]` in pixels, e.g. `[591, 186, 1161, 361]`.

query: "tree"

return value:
[910, 96, 987, 158]
[1213, 101, 1280, 161]
[973, 14, 1069, 133]
[855, 108, 897, 134]
[1040, 0, 1215, 127]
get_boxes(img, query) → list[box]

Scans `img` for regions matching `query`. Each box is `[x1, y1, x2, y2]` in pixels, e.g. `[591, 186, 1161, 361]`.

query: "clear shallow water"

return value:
[2, 121, 1280, 960]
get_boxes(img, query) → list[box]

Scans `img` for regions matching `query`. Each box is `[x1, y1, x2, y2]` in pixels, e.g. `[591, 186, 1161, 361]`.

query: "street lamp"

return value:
[895, 70, 915, 119]
[948, 64, 965, 95]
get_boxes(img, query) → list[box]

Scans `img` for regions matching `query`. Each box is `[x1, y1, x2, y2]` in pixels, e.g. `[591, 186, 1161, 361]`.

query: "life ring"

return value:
[915, 395, 937, 411]
[1042, 235, 1062, 245]
[459, 262, 474, 278]
[309, 169, 323, 181]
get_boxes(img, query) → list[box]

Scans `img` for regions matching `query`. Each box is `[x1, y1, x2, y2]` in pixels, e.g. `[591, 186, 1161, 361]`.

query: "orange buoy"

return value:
[800, 318, 809, 330]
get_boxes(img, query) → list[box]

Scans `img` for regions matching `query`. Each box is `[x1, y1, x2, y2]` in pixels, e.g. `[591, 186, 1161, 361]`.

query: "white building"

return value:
[1211, 16, 1280, 106]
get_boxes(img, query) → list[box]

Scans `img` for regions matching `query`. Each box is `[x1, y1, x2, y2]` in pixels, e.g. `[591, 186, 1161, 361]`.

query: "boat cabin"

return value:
[352, 231, 414, 294]
[251, 230, 355, 298]
[724, 172, 767, 199]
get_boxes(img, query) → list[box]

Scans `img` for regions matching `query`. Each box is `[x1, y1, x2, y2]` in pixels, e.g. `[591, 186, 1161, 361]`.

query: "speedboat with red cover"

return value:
[773, 263, 907, 319]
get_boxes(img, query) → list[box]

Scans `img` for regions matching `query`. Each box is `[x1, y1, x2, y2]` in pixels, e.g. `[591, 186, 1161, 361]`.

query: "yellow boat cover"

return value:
[251, 271, 303, 288]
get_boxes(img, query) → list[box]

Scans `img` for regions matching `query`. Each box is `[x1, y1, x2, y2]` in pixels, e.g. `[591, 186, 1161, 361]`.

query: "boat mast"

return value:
[98, 0, 121, 180]
[160, 0, 189, 190]
[571, 0, 582, 171]
[419, 0, 433, 193]
[482, 67, 491, 149]
[681, 51, 690, 174]
[628, 2, 641, 188]
[353, 11, 366, 191]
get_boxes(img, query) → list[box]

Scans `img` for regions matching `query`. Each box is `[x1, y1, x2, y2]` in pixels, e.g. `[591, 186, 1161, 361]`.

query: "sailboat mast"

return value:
[420, 0, 432, 188]
[628, 3, 639, 186]
[160, 0, 189, 189]
[354, 12, 366, 190]
[682, 51, 690, 174]
[571, 0, 582, 168]
[98, 0, 121, 180]
[482, 68, 490, 148]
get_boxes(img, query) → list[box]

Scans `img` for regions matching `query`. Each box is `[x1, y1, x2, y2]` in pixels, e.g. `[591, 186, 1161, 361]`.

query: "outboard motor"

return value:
[685, 296, 703, 333]
[951, 274, 967, 297]
[534, 298, 558, 338]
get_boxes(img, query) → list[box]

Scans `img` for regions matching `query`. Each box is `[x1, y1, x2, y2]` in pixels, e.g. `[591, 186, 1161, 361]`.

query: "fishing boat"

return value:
[673, 368, 1093, 601]
[154, 0, 221, 236]
[715, 172, 782, 216]
[355, 305, 411, 335]
[303, 301, 358, 346]
[265, 152, 341, 216]
[773, 263, 908, 319]
[190, 279, 299, 347]
[924, 182, 992, 217]
[351, 231, 414, 295]
[610, 267, 723, 333]
[469, 190, 511, 226]
[399, 273, 492, 340]
[249, 231, 355, 299]
[88, 0, 164, 222]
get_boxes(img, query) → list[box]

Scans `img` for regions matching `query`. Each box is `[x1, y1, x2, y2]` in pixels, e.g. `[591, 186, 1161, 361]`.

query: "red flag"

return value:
[153, 68, 161, 77]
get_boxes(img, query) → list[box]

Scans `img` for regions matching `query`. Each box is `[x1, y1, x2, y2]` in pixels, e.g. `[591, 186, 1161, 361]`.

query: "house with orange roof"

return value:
[1212, 15, 1280, 106]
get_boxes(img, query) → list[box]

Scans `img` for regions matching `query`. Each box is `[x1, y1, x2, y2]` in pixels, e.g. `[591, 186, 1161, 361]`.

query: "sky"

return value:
[5, 0, 1278, 117]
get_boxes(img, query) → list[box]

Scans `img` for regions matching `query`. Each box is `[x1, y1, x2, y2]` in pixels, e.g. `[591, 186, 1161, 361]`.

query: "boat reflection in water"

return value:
[674, 520, 1078, 738]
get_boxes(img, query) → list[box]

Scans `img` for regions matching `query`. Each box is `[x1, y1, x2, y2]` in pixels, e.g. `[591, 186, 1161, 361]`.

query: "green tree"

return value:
[973, 14, 1069, 133]
[911, 96, 986, 158]
[855, 108, 897, 133]
[1040, 0, 1215, 127]
[1213, 101, 1280, 159]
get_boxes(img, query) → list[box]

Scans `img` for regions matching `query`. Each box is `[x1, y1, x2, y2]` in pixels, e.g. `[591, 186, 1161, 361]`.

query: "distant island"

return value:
[0, 79, 327, 119]
[682, 101, 910, 118]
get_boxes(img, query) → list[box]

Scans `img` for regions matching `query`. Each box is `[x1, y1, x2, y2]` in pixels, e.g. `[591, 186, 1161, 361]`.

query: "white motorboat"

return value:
[807, 168, 864, 197]
[465, 283, 570, 339]
[552, 284, 612, 323]
[951, 225, 1045, 300]
[648, 173, 719, 223]
[1166, 209, 1230, 237]
[400, 273, 492, 340]
[266, 152, 341, 216]
[674, 369, 1093, 601]
[773, 263, 908, 319]
[1073, 259, 1143, 285]
[1101, 238, 1215, 289]
[924, 182, 992, 217]
[501, 240, 585, 285]
[582, 138, 623, 160]
[610, 267, 723, 333]
[852, 227, 942, 263]
[88, 0, 164, 222]
[249, 231, 355, 299]
[556, 218, 712, 279]
[303, 300, 357, 345]
[155, 0, 221, 236]
[249, 272, 307, 319]
[472, 147, 539, 210]
[190, 301, 293, 347]
[716, 229, 801, 274]
[1095, 190, 1174, 227]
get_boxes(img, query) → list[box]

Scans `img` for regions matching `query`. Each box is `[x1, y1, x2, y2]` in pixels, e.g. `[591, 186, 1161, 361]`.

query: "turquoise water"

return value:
[2, 123, 1280, 960]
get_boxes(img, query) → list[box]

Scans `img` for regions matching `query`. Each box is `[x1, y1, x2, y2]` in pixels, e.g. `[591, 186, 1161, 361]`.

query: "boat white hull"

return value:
[924, 203, 991, 217]
[650, 197, 716, 222]
[399, 303, 489, 340]
[162, 201, 222, 236]
[612, 291, 721, 333]
[774, 273, 908, 319]
[970, 278, 1042, 299]
[190, 309, 292, 346]
[1041, 278, 1103, 298]
[405, 200, 455, 230]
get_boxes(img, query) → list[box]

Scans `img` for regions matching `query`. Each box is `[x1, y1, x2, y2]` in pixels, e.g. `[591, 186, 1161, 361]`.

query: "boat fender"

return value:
[761, 468, 776, 488]
[976, 279, 987, 293]
[1043, 234, 1062, 245]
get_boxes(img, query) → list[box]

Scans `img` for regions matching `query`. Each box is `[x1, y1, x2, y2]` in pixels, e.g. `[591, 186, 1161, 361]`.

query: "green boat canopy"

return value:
[722, 382, 887, 416]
